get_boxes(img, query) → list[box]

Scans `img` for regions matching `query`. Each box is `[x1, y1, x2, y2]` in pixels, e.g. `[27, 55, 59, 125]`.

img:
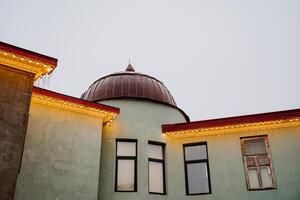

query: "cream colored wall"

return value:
[15, 101, 103, 200]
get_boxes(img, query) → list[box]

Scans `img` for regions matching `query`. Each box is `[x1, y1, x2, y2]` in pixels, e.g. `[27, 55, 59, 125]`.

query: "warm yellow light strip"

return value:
[0, 50, 54, 80]
[164, 118, 300, 138]
[31, 93, 118, 123]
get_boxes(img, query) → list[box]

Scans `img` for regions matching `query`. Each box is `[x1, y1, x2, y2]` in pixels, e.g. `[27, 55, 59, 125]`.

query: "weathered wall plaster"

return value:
[0, 65, 34, 200]
[15, 101, 103, 200]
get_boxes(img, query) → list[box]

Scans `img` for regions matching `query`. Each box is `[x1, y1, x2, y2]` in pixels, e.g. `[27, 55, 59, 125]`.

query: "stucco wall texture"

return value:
[15, 102, 103, 200]
[98, 99, 300, 200]
[97, 99, 188, 200]
[0, 65, 34, 200]
[166, 127, 300, 200]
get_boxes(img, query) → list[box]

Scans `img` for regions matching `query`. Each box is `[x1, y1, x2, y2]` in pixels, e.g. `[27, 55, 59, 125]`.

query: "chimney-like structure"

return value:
[0, 42, 57, 200]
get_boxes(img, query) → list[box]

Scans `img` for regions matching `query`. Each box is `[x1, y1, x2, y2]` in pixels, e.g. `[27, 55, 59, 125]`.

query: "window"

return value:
[115, 139, 137, 192]
[240, 136, 276, 190]
[183, 142, 211, 195]
[148, 141, 166, 194]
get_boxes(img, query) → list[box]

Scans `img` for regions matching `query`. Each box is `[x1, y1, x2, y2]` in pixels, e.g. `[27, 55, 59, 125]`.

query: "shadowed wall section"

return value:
[0, 64, 34, 200]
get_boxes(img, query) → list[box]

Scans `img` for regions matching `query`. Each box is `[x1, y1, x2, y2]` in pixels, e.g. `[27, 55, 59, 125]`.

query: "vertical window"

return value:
[183, 142, 211, 195]
[115, 139, 137, 192]
[241, 136, 276, 190]
[148, 141, 166, 194]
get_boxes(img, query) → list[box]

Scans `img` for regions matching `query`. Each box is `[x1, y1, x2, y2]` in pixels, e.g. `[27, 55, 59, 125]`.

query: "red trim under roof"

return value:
[0, 41, 58, 67]
[162, 109, 300, 133]
[33, 87, 120, 114]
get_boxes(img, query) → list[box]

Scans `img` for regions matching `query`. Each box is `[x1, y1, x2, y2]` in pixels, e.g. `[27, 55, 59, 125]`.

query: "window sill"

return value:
[186, 192, 212, 196]
[247, 187, 277, 191]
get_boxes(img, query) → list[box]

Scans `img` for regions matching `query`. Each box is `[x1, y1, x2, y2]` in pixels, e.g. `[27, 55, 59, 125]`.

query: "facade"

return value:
[0, 42, 299, 200]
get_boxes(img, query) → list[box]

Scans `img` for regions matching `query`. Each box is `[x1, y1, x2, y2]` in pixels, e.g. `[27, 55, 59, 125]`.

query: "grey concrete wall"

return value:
[97, 99, 300, 200]
[15, 102, 103, 200]
[0, 65, 34, 200]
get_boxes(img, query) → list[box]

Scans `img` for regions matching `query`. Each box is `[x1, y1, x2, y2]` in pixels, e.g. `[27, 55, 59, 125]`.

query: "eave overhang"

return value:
[0, 41, 57, 80]
[32, 87, 120, 123]
[162, 109, 300, 138]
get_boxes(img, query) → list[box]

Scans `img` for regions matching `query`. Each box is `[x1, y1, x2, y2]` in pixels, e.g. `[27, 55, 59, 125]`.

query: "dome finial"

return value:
[126, 60, 135, 72]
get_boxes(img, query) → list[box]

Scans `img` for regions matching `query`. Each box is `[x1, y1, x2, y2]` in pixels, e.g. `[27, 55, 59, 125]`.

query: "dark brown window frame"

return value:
[148, 141, 166, 195]
[115, 138, 138, 192]
[183, 142, 212, 195]
[240, 135, 277, 191]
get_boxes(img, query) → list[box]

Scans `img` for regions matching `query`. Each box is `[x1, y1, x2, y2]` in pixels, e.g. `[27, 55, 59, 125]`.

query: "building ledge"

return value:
[32, 87, 120, 123]
[162, 109, 300, 137]
[0, 41, 57, 80]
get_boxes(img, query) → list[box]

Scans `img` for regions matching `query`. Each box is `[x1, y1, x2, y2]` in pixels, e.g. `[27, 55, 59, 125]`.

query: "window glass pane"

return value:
[148, 144, 163, 159]
[258, 155, 270, 166]
[117, 141, 136, 156]
[248, 168, 259, 189]
[117, 160, 135, 191]
[185, 145, 207, 161]
[187, 163, 209, 194]
[246, 157, 256, 167]
[261, 166, 273, 188]
[244, 139, 266, 155]
[149, 161, 164, 193]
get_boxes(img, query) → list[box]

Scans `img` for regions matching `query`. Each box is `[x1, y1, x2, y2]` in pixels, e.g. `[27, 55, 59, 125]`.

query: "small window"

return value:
[183, 142, 211, 195]
[115, 139, 137, 192]
[148, 141, 166, 194]
[241, 136, 276, 190]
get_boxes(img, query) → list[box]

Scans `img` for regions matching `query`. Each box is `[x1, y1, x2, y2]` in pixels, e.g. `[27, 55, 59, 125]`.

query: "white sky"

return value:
[1, 0, 299, 121]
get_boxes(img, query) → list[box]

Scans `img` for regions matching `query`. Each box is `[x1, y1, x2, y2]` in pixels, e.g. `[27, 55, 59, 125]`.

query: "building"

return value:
[0, 42, 299, 200]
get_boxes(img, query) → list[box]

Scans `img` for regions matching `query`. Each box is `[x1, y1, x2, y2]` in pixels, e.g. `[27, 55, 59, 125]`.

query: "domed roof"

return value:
[81, 64, 177, 107]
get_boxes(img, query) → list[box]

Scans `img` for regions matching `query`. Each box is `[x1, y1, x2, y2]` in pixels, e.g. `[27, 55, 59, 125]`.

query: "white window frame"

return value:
[240, 135, 276, 190]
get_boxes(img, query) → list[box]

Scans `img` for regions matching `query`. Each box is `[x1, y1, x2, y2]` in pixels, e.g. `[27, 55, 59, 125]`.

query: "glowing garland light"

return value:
[32, 93, 118, 123]
[164, 118, 300, 138]
[0, 50, 55, 80]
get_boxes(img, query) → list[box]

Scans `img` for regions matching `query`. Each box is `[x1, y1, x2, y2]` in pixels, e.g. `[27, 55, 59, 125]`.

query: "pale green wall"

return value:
[98, 99, 300, 200]
[166, 127, 300, 200]
[97, 99, 188, 200]
[15, 102, 103, 200]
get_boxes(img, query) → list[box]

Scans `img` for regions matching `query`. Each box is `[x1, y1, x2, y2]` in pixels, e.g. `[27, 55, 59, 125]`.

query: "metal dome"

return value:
[81, 64, 177, 107]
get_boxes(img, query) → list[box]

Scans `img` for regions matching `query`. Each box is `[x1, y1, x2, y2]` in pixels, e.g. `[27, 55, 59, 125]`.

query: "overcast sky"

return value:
[1, 0, 299, 121]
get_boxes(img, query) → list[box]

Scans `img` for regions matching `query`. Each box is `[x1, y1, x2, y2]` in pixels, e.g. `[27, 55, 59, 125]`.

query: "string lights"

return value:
[164, 118, 300, 138]
[0, 50, 55, 80]
[32, 92, 118, 123]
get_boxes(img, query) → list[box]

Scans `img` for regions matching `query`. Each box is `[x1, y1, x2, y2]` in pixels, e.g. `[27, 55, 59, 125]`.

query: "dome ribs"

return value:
[105, 76, 114, 98]
[90, 78, 101, 101]
[81, 68, 177, 107]
[136, 75, 143, 97]
[147, 78, 156, 100]
[157, 82, 168, 103]
[154, 79, 163, 101]
[129, 74, 137, 96]
[114, 74, 123, 97]
[141, 75, 149, 98]
[101, 78, 110, 100]
[95, 79, 105, 100]
[122, 75, 130, 96]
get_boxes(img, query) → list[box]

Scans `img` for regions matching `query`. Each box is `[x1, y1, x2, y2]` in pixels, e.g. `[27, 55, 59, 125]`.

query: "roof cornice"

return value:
[0, 41, 57, 80]
[162, 109, 300, 137]
[32, 87, 120, 123]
